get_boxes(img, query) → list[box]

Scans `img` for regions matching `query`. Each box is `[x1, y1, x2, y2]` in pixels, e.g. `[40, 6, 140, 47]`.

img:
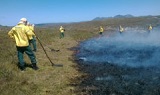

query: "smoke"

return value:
[77, 29, 160, 68]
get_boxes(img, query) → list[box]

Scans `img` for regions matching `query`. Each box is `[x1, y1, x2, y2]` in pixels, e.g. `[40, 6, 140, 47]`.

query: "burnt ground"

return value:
[70, 61, 160, 95]
[68, 31, 160, 95]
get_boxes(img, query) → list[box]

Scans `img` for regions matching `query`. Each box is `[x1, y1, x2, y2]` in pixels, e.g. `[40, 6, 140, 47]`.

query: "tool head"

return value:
[52, 64, 63, 67]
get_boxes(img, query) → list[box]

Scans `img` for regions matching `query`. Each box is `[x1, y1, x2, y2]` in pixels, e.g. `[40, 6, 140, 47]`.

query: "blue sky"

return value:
[0, 0, 160, 26]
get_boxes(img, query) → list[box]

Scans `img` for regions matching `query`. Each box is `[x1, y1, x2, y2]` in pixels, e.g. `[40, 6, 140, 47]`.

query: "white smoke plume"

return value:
[77, 29, 160, 68]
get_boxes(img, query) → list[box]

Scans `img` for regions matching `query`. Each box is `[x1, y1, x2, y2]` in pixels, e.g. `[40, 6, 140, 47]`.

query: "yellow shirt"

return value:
[99, 27, 104, 32]
[8, 23, 32, 47]
[59, 27, 65, 32]
[148, 25, 152, 30]
[119, 26, 124, 32]
[27, 26, 35, 40]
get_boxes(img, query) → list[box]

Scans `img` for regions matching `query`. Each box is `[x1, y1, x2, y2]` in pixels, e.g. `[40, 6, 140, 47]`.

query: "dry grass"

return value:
[0, 27, 83, 95]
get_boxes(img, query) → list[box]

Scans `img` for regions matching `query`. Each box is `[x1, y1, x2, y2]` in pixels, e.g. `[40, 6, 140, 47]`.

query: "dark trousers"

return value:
[16, 46, 37, 67]
[60, 32, 64, 38]
[29, 36, 37, 51]
[99, 32, 103, 35]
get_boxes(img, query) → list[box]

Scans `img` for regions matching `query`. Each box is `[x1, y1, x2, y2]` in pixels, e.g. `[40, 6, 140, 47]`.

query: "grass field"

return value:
[0, 24, 97, 95]
[0, 16, 160, 95]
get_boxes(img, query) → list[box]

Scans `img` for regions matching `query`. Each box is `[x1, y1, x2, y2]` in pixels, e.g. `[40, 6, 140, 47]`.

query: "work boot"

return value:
[33, 49, 37, 52]
[17, 63, 26, 71]
[19, 66, 26, 71]
[32, 64, 39, 70]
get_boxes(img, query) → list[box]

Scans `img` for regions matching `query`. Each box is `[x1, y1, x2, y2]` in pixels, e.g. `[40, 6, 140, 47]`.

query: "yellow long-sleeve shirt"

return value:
[8, 23, 33, 47]
[99, 27, 104, 32]
[119, 26, 124, 32]
[27, 26, 35, 40]
[59, 27, 65, 32]
[148, 25, 152, 30]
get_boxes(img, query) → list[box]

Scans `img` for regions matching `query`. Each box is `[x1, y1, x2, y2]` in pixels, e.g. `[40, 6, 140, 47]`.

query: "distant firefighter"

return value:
[119, 25, 124, 34]
[59, 26, 65, 39]
[99, 26, 104, 35]
[148, 24, 152, 33]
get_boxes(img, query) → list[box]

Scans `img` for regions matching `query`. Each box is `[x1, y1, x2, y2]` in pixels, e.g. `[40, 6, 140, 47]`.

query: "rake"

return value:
[36, 37, 63, 67]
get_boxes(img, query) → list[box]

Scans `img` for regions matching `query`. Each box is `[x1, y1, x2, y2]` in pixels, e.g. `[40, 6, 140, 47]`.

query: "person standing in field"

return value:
[99, 26, 104, 35]
[148, 24, 152, 33]
[59, 26, 65, 39]
[8, 18, 39, 71]
[27, 22, 37, 52]
[119, 25, 124, 34]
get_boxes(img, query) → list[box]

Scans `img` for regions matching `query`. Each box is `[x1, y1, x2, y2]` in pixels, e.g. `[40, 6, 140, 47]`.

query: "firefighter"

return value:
[148, 24, 152, 33]
[99, 26, 104, 35]
[27, 22, 37, 52]
[8, 18, 38, 71]
[119, 25, 124, 34]
[59, 26, 65, 38]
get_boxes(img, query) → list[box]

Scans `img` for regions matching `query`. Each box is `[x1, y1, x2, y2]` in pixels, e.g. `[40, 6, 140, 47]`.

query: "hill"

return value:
[35, 15, 160, 30]
[92, 14, 134, 21]
[35, 23, 68, 27]
[114, 14, 134, 18]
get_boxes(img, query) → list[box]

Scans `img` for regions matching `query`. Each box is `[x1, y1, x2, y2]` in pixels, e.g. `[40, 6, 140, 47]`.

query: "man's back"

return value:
[8, 24, 30, 47]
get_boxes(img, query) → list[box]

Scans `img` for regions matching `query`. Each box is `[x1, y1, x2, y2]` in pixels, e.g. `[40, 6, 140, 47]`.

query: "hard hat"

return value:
[18, 21, 24, 24]
[20, 18, 27, 22]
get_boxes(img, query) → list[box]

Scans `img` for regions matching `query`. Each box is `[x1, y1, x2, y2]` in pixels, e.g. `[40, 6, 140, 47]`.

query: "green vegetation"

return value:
[0, 16, 160, 95]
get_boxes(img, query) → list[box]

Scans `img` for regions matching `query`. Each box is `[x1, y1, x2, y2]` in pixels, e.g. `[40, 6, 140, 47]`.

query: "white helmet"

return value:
[20, 18, 27, 22]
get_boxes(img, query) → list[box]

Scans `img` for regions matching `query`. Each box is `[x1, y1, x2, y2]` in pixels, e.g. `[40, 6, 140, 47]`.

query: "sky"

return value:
[0, 0, 160, 26]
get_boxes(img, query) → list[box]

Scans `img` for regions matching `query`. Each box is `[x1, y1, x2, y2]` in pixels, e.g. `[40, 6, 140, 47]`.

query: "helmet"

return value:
[18, 21, 24, 24]
[20, 18, 27, 22]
